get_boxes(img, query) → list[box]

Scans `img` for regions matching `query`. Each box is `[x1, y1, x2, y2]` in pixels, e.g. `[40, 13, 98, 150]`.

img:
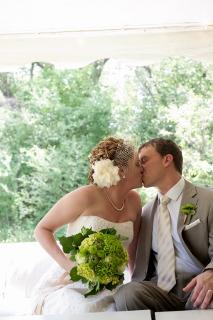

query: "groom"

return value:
[114, 138, 213, 311]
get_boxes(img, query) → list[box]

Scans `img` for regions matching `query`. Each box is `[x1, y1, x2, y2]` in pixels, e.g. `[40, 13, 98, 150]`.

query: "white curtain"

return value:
[0, 0, 213, 70]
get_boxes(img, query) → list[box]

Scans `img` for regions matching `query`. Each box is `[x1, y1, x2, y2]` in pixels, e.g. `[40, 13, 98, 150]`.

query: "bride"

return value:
[32, 136, 143, 314]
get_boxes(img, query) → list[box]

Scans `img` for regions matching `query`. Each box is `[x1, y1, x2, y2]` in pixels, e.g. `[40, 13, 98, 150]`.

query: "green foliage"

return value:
[0, 62, 112, 241]
[0, 57, 212, 242]
[59, 227, 95, 256]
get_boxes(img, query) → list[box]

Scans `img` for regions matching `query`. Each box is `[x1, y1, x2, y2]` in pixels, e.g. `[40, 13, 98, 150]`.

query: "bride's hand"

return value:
[58, 271, 71, 285]
[64, 258, 75, 273]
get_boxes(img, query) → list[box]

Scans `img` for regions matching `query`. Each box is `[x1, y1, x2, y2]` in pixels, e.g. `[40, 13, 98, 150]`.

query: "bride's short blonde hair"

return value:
[88, 136, 134, 184]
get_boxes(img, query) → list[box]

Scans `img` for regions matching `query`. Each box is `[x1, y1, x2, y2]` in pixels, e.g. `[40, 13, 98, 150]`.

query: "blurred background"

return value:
[0, 0, 212, 241]
[0, 57, 212, 241]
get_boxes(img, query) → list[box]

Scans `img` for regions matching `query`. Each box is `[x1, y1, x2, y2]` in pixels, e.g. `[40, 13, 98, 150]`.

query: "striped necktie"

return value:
[157, 195, 176, 292]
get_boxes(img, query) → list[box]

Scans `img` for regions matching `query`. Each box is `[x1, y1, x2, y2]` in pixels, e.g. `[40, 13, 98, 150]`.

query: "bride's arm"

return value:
[34, 187, 89, 272]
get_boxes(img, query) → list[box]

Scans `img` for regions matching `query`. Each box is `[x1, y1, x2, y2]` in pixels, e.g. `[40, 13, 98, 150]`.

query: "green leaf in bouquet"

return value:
[69, 248, 78, 261]
[99, 227, 128, 241]
[105, 282, 118, 291]
[84, 282, 104, 297]
[99, 228, 116, 235]
[71, 233, 86, 246]
[81, 226, 95, 237]
[70, 266, 86, 282]
[58, 233, 85, 254]
[58, 235, 74, 253]
[105, 274, 124, 291]
[58, 228, 96, 256]
[84, 286, 98, 297]
[81, 277, 88, 283]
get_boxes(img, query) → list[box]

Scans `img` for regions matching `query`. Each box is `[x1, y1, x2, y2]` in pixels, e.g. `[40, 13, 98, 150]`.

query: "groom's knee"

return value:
[114, 281, 150, 311]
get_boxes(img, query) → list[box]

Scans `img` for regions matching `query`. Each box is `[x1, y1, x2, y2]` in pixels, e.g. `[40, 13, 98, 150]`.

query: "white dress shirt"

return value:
[152, 177, 202, 274]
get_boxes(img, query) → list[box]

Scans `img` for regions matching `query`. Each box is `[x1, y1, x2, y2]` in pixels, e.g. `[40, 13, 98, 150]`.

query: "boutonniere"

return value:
[180, 203, 197, 223]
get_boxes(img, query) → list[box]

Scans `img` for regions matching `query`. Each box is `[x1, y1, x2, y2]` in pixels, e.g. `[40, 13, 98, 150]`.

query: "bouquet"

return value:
[59, 226, 128, 297]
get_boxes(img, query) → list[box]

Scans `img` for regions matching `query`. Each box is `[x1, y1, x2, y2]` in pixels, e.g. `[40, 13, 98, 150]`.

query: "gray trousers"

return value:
[114, 281, 187, 312]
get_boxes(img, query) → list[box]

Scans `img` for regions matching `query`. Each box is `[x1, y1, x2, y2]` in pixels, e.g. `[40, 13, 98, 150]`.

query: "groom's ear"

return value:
[163, 154, 173, 167]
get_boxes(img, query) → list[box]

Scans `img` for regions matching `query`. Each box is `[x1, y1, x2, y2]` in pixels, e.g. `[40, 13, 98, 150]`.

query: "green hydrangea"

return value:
[77, 263, 96, 282]
[78, 232, 128, 286]
[59, 227, 128, 297]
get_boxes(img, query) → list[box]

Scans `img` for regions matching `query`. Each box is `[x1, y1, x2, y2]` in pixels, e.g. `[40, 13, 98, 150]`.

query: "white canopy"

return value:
[0, 0, 213, 70]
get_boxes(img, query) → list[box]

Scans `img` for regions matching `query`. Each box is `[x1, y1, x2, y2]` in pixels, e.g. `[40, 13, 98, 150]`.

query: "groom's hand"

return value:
[183, 270, 213, 309]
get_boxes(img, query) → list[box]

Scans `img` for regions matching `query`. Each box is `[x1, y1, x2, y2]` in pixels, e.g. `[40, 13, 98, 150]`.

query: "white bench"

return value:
[155, 309, 213, 320]
[0, 310, 152, 320]
[0, 242, 55, 315]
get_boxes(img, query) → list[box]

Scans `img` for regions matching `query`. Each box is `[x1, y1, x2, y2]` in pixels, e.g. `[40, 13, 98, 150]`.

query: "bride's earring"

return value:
[120, 167, 126, 179]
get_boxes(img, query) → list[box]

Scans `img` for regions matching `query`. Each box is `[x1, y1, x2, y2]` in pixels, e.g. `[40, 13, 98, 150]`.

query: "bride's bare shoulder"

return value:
[71, 184, 97, 194]
[65, 185, 98, 203]
[127, 190, 142, 205]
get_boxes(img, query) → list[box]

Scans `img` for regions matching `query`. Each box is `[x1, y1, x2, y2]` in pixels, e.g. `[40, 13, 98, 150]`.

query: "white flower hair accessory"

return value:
[92, 159, 120, 188]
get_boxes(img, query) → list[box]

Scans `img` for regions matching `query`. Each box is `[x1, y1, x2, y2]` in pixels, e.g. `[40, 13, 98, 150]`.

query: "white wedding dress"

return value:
[31, 216, 133, 315]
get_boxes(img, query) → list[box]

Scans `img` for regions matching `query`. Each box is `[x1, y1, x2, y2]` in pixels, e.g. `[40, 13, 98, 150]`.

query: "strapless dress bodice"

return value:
[66, 215, 134, 247]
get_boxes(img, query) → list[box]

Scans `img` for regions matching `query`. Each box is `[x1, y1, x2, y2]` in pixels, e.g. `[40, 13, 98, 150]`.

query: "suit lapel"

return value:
[133, 196, 158, 280]
[177, 180, 204, 269]
[177, 180, 198, 233]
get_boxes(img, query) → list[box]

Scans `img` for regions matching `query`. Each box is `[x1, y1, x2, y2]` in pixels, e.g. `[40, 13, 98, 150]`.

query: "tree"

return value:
[0, 61, 112, 241]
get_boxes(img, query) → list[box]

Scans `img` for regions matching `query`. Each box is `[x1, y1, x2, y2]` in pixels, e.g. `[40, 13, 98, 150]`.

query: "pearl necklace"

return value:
[105, 190, 125, 212]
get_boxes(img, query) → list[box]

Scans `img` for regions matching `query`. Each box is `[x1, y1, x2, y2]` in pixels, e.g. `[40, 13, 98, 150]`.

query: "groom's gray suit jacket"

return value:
[132, 180, 213, 298]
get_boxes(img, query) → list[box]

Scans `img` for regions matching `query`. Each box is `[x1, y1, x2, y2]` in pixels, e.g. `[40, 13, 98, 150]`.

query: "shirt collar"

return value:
[158, 177, 185, 202]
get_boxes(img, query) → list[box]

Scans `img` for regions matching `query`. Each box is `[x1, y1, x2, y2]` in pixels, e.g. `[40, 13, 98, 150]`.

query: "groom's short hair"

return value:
[139, 138, 183, 174]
